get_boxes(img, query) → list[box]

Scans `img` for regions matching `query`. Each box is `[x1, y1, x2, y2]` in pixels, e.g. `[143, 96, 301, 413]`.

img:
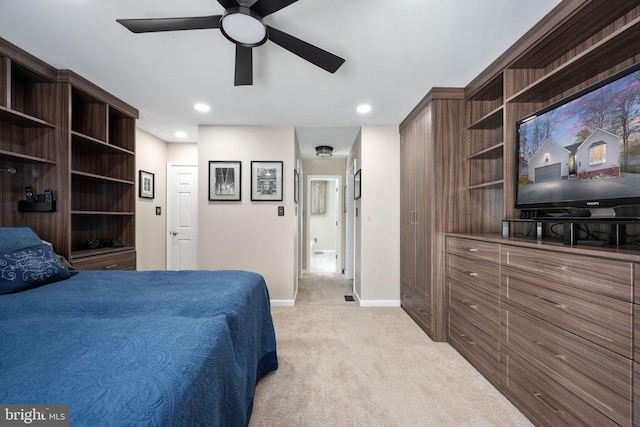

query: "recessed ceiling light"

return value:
[194, 103, 211, 112]
[175, 131, 187, 138]
[357, 104, 372, 114]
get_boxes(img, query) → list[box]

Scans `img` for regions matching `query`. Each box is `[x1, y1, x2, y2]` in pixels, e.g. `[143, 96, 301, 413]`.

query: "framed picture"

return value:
[209, 161, 241, 201]
[294, 169, 299, 204]
[251, 161, 283, 201]
[139, 170, 155, 199]
[354, 169, 362, 200]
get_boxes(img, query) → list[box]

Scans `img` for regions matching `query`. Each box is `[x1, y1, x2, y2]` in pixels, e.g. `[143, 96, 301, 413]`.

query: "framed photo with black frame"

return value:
[209, 161, 242, 201]
[139, 170, 155, 199]
[354, 169, 362, 200]
[251, 161, 283, 201]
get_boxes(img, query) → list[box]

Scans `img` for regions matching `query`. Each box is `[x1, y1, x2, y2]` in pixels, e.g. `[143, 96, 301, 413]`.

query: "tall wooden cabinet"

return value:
[400, 89, 465, 341]
[0, 38, 138, 269]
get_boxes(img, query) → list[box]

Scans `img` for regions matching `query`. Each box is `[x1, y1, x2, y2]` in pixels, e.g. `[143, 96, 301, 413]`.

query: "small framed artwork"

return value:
[209, 161, 241, 201]
[294, 169, 299, 204]
[354, 169, 362, 200]
[251, 161, 283, 201]
[139, 170, 155, 199]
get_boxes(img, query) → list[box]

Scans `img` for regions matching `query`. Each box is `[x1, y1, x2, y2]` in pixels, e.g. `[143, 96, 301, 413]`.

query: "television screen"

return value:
[516, 64, 640, 215]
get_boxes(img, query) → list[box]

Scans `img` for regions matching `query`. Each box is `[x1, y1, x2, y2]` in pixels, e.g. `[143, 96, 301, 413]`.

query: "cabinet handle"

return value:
[459, 333, 476, 345]
[533, 391, 562, 414]
[535, 341, 566, 361]
[104, 264, 118, 270]
[461, 300, 477, 310]
[534, 295, 567, 309]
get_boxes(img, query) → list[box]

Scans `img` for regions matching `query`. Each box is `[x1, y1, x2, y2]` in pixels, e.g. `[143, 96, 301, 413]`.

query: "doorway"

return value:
[166, 162, 198, 270]
[307, 176, 341, 273]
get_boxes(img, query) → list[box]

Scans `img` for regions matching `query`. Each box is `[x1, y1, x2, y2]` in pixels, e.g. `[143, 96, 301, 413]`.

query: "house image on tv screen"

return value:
[528, 128, 621, 183]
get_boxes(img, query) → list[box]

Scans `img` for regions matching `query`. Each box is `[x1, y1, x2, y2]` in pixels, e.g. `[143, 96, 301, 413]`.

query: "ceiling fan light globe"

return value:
[220, 6, 267, 47]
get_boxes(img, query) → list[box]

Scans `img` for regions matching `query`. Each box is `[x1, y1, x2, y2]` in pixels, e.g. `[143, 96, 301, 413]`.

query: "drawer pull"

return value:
[535, 341, 566, 361]
[467, 248, 478, 252]
[104, 264, 119, 270]
[459, 333, 476, 345]
[461, 270, 479, 277]
[534, 295, 567, 309]
[533, 391, 562, 414]
[462, 300, 478, 310]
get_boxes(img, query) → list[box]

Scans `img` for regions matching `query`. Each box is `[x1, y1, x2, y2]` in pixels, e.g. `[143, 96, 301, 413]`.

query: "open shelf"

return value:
[468, 143, 504, 160]
[507, 15, 640, 103]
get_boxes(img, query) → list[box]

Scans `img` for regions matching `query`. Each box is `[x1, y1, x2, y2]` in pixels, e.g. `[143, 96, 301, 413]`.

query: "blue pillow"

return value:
[0, 243, 71, 294]
[0, 227, 43, 251]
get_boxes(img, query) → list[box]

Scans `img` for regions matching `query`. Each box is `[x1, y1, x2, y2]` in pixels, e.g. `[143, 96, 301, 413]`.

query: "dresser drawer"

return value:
[446, 236, 499, 264]
[501, 348, 619, 427]
[448, 278, 498, 338]
[501, 306, 632, 426]
[448, 311, 499, 385]
[447, 253, 498, 295]
[501, 267, 632, 357]
[72, 250, 136, 270]
[501, 245, 632, 301]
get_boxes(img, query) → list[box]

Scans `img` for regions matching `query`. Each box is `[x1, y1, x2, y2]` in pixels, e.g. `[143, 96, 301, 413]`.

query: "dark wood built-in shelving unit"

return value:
[0, 37, 138, 269]
[401, 1, 640, 425]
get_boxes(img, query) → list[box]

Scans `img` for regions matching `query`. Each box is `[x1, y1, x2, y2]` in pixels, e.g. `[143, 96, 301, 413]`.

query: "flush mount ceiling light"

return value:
[194, 103, 211, 112]
[357, 104, 372, 114]
[315, 145, 333, 158]
[175, 131, 188, 138]
[220, 7, 267, 47]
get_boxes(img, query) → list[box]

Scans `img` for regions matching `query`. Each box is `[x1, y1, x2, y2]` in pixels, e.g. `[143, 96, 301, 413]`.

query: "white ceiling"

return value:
[0, 0, 561, 158]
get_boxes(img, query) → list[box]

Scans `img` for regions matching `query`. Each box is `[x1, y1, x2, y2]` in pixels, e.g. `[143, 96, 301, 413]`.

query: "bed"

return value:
[0, 227, 278, 426]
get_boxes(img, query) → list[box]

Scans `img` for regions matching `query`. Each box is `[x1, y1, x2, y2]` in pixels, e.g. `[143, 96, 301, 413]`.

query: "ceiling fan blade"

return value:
[217, 0, 239, 9]
[235, 45, 253, 86]
[266, 25, 345, 73]
[116, 15, 221, 33]
[251, 0, 298, 17]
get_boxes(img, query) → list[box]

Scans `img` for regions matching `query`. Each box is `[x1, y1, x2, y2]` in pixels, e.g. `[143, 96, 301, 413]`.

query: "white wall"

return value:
[197, 126, 297, 303]
[355, 126, 401, 305]
[135, 129, 168, 271]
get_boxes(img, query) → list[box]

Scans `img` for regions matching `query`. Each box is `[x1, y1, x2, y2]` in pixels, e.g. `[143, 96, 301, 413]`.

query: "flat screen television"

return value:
[515, 63, 640, 218]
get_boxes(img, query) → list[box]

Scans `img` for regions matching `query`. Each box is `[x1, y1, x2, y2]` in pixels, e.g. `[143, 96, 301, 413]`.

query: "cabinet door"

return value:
[400, 119, 418, 290]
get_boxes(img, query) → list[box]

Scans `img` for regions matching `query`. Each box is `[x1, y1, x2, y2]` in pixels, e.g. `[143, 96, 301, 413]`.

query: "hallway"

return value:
[296, 272, 354, 305]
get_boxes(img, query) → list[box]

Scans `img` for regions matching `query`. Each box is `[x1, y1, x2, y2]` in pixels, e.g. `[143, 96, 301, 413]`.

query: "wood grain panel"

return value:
[401, 284, 432, 337]
[501, 265, 632, 357]
[448, 278, 498, 337]
[447, 253, 498, 295]
[501, 245, 632, 301]
[71, 249, 136, 270]
[500, 347, 620, 427]
[446, 236, 499, 263]
[448, 311, 499, 386]
[501, 306, 632, 426]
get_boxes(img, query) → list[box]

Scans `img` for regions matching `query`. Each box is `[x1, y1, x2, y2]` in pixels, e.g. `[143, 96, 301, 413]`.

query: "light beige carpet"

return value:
[250, 274, 532, 426]
[295, 272, 354, 305]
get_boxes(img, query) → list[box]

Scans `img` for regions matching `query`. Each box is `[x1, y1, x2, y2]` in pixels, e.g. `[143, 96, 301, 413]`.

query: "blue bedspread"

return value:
[0, 270, 278, 427]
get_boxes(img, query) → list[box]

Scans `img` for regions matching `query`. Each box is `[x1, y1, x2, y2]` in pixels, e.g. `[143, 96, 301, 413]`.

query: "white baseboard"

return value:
[359, 300, 401, 307]
[271, 300, 295, 307]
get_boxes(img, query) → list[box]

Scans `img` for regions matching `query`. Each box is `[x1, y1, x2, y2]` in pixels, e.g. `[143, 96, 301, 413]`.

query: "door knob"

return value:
[171, 231, 180, 236]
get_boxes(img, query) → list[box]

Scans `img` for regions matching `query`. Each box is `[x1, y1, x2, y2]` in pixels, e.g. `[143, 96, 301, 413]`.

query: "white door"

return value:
[167, 163, 198, 270]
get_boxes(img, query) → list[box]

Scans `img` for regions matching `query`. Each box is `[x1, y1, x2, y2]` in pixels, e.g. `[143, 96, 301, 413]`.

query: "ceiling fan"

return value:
[116, 0, 346, 86]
